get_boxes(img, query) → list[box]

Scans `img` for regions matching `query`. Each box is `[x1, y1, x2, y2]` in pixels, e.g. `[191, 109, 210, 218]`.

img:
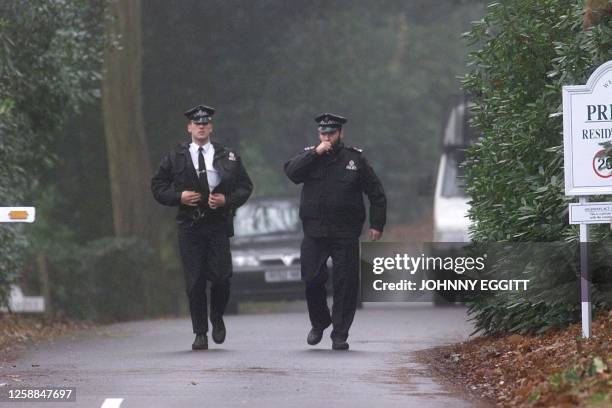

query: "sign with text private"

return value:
[563, 60, 612, 196]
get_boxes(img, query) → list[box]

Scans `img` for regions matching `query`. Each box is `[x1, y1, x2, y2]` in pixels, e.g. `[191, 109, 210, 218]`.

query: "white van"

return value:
[433, 101, 475, 243]
[431, 100, 477, 304]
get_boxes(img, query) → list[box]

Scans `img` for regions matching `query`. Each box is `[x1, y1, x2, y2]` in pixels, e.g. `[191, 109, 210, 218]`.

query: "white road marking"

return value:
[101, 398, 124, 408]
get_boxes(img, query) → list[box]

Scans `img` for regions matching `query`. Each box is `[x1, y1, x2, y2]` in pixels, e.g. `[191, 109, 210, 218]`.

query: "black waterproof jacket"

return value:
[151, 141, 253, 236]
[284, 143, 386, 238]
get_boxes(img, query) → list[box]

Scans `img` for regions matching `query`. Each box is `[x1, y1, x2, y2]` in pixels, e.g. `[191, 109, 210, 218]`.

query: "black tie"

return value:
[197, 147, 210, 198]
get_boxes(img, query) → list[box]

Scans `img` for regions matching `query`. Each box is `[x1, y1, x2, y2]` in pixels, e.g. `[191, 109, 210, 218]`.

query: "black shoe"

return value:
[307, 327, 325, 345]
[211, 319, 226, 344]
[332, 339, 349, 350]
[192, 334, 208, 350]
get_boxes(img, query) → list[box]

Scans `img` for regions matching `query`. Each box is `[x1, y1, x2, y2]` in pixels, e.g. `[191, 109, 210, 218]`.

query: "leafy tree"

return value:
[462, 0, 611, 334]
[0, 0, 106, 306]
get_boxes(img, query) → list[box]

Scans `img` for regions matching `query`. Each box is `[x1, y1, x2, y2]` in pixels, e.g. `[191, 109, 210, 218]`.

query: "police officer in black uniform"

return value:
[151, 105, 253, 350]
[284, 113, 386, 350]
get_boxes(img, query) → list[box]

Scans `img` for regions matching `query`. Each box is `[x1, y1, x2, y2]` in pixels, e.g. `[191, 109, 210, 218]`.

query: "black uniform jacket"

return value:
[151, 141, 253, 236]
[284, 142, 386, 238]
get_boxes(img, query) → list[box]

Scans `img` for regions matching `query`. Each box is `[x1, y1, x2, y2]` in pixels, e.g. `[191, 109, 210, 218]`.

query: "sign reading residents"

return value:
[562, 60, 612, 196]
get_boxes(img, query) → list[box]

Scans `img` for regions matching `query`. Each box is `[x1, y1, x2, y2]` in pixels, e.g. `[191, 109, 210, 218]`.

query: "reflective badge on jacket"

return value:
[346, 160, 357, 171]
[228, 151, 236, 161]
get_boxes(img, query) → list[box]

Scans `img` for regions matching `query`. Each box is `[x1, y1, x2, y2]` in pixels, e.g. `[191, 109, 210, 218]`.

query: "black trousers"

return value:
[178, 219, 232, 334]
[300, 236, 360, 342]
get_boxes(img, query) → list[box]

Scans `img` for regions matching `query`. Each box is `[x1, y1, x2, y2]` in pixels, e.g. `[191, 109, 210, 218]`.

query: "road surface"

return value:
[1, 303, 487, 408]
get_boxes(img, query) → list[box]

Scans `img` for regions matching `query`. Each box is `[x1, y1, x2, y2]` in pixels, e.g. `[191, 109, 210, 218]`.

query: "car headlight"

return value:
[232, 254, 260, 267]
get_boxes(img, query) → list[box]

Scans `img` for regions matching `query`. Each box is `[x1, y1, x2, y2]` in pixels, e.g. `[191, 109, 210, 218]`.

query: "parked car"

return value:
[229, 197, 321, 312]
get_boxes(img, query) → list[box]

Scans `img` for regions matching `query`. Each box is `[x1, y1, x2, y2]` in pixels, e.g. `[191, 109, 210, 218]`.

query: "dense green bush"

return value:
[52, 237, 155, 321]
[27, 200, 182, 320]
[462, 0, 611, 334]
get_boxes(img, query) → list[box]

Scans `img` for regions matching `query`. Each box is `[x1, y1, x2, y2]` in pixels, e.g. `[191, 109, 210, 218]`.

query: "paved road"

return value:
[1, 303, 485, 408]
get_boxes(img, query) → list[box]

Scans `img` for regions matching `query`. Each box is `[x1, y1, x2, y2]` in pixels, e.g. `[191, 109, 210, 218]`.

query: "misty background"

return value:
[8, 0, 485, 318]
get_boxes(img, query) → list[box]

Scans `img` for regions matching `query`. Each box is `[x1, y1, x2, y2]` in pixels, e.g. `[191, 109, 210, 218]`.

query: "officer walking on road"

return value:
[151, 105, 253, 350]
[284, 113, 387, 350]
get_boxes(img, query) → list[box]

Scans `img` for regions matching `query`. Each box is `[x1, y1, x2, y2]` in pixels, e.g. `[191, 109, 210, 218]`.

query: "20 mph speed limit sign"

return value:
[592, 149, 612, 179]
[563, 60, 612, 196]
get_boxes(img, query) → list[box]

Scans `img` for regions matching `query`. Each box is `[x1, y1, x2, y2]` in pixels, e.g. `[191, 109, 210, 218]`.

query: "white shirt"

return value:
[189, 142, 220, 190]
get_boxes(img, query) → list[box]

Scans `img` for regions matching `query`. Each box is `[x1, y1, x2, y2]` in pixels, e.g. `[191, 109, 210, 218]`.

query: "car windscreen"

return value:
[442, 149, 467, 197]
[234, 201, 300, 237]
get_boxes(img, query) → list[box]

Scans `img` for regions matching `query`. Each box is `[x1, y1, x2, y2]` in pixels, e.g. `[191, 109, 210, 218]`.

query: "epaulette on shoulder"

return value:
[226, 148, 238, 161]
[349, 146, 363, 153]
[304, 146, 315, 151]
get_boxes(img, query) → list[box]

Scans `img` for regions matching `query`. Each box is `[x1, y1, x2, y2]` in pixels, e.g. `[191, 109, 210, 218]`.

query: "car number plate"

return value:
[264, 269, 301, 282]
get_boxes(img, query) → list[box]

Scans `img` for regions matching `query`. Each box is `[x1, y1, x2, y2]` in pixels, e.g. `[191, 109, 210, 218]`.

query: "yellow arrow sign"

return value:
[0, 207, 36, 223]
[9, 210, 29, 220]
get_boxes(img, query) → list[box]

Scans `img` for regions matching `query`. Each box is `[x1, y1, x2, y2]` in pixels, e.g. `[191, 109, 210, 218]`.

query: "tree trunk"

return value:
[102, 0, 158, 244]
[583, 0, 612, 30]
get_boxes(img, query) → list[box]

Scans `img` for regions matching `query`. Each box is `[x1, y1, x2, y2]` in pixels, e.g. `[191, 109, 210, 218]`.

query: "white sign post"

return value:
[0, 207, 44, 313]
[563, 60, 612, 338]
